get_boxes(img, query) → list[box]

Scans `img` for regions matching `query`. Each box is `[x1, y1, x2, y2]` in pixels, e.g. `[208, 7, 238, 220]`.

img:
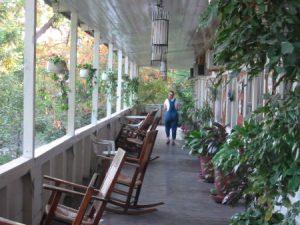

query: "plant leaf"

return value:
[281, 42, 294, 55]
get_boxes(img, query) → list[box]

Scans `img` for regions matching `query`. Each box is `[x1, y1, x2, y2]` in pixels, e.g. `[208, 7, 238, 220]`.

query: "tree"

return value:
[0, 0, 24, 164]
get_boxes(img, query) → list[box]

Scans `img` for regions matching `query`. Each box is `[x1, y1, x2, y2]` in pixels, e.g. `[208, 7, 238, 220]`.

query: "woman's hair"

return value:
[169, 91, 175, 95]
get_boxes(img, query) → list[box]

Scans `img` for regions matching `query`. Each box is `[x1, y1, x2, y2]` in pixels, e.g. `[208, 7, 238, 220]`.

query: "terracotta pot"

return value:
[212, 168, 237, 203]
[199, 155, 214, 183]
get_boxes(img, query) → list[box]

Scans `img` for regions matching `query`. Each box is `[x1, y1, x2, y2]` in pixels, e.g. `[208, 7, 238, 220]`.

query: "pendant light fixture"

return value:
[151, 0, 169, 69]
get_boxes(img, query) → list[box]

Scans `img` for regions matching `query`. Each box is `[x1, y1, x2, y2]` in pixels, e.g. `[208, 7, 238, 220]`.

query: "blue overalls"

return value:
[164, 99, 178, 140]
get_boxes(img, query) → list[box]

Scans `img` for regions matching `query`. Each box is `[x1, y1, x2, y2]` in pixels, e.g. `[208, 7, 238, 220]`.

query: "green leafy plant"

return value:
[214, 0, 300, 84]
[48, 55, 66, 64]
[50, 72, 69, 111]
[122, 75, 139, 106]
[183, 129, 209, 156]
[212, 143, 239, 174]
[203, 122, 228, 155]
[187, 102, 213, 130]
[230, 204, 284, 225]
[202, 0, 300, 222]
[174, 80, 194, 128]
[46, 55, 69, 111]
[99, 69, 118, 100]
[198, 0, 219, 30]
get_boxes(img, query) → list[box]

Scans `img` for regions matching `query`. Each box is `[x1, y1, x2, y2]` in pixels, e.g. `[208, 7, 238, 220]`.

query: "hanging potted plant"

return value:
[99, 69, 118, 99]
[77, 63, 96, 79]
[77, 63, 97, 92]
[47, 55, 67, 74]
[46, 55, 69, 110]
[122, 75, 139, 106]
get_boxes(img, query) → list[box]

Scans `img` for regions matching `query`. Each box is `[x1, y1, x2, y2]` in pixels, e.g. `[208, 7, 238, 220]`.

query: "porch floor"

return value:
[59, 125, 244, 225]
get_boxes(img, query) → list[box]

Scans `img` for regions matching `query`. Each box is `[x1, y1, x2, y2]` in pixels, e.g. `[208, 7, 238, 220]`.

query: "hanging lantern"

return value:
[151, 5, 169, 46]
[151, 45, 167, 66]
[150, 1, 169, 66]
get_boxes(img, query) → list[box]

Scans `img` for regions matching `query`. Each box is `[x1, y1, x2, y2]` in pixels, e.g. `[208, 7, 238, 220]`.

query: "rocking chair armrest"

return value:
[127, 138, 143, 145]
[124, 161, 140, 168]
[42, 184, 88, 197]
[43, 180, 102, 197]
[97, 154, 114, 160]
[92, 139, 114, 145]
[43, 175, 90, 190]
[97, 154, 140, 167]
[120, 119, 142, 127]
[127, 123, 141, 128]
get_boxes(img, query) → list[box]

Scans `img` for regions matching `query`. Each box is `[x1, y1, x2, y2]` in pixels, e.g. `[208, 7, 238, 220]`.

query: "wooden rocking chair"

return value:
[115, 109, 158, 150]
[92, 109, 158, 157]
[40, 148, 126, 225]
[125, 116, 161, 160]
[100, 130, 164, 215]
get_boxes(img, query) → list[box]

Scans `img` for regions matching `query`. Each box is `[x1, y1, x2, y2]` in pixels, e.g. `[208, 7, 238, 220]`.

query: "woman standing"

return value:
[164, 91, 179, 145]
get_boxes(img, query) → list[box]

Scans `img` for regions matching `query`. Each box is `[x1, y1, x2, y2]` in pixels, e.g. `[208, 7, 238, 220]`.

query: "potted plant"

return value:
[122, 75, 139, 107]
[78, 63, 96, 79]
[203, 122, 228, 156]
[47, 55, 67, 74]
[99, 69, 118, 99]
[198, 122, 228, 184]
[77, 63, 97, 91]
[184, 129, 214, 182]
[46, 55, 69, 111]
[174, 80, 194, 134]
[211, 142, 240, 204]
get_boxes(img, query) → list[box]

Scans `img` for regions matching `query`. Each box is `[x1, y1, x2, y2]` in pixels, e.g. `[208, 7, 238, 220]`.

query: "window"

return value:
[0, 0, 25, 165]
[75, 28, 94, 129]
[35, 0, 70, 147]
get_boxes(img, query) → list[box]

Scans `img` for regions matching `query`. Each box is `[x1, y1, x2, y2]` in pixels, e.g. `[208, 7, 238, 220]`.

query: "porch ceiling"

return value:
[53, 0, 213, 70]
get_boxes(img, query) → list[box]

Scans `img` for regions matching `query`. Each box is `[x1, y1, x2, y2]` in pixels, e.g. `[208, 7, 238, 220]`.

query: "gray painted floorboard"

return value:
[55, 126, 244, 225]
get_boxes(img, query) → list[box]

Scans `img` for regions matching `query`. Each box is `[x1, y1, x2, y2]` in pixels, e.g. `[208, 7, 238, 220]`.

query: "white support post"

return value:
[230, 78, 238, 127]
[243, 75, 247, 118]
[116, 50, 123, 112]
[137, 64, 139, 77]
[23, 0, 36, 158]
[132, 63, 135, 78]
[106, 43, 113, 117]
[194, 79, 199, 108]
[201, 79, 206, 108]
[225, 80, 230, 126]
[91, 31, 100, 124]
[128, 61, 133, 106]
[252, 76, 258, 111]
[123, 56, 129, 108]
[129, 62, 133, 79]
[134, 63, 137, 77]
[124, 56, 129, 74]
[67, 11, 78, 136]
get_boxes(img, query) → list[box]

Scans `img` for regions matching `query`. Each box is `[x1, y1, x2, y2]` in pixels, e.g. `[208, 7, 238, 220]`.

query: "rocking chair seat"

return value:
[45, 205, 89, 225]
